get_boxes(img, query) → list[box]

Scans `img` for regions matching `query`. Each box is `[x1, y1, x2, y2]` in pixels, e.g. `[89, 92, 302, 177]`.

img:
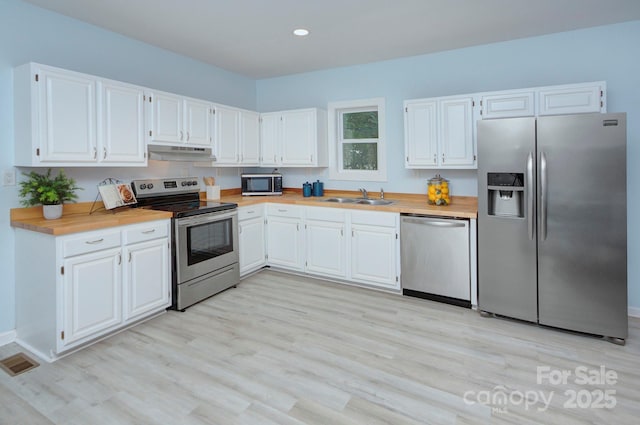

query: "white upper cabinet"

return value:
[148, 90, 212, 147]
[259, 108, 327, 167]
[260, 112, 280, 166]
[480, 91, 535, 119]
[14, 63, 146, 167]
[207, 105, 260, 166]
[241, 110, 260, 165]
[99, 79, 146, 163]
[538, 82, 605, 115]
[479, 82, 606, 119]
[404, 95, 476, 169]
[184, 98, 212, 146]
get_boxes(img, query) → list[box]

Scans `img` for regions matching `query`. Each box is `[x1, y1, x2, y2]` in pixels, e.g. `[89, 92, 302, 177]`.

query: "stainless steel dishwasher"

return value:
[400, 214, 471, 307]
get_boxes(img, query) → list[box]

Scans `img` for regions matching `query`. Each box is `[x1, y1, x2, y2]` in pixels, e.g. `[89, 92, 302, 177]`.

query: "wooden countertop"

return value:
[10, 189, 477, 236]
[218, 189, 478, 219]
[10, 203, 173, 236]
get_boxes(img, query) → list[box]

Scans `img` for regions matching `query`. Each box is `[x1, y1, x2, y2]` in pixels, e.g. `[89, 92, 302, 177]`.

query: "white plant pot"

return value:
[43, 204, 63, 220]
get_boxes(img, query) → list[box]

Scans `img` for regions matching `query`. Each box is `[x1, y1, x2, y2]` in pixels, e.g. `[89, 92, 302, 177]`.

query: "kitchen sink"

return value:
[323, 197, 394, 206]
[324, 197, 358, 203]
[356, 199, 394, 205]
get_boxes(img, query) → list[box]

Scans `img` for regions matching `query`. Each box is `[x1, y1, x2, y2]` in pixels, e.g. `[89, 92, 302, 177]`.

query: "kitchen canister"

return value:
[302, 182, 312, 197]
[312, 180, 324, 197]
[427, 174, 450, 205]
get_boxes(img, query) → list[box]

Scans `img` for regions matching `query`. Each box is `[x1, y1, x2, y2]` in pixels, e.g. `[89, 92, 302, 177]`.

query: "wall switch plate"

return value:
[3, 169, 16, 186]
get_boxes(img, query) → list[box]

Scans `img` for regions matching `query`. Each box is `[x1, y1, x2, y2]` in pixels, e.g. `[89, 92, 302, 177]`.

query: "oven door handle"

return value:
[177, 210, 237, 227]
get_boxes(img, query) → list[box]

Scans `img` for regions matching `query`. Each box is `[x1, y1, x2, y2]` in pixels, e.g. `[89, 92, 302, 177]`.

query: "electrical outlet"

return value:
[3, 169, 16, 186]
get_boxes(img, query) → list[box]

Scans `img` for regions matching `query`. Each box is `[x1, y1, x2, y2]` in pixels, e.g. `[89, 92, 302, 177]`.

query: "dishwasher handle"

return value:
[401, 217, 467, 228]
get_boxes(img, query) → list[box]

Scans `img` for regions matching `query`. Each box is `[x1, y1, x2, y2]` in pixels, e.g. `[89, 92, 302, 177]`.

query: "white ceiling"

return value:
[23, 0, 640, 79]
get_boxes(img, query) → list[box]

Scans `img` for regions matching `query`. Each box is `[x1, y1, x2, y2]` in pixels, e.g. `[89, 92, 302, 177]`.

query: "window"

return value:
[328, 98, 386, 181]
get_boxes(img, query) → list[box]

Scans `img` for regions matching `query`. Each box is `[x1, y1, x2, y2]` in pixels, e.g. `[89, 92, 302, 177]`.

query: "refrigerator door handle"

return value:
[540, 151, 548, 241]
[527, 152, 534, 240]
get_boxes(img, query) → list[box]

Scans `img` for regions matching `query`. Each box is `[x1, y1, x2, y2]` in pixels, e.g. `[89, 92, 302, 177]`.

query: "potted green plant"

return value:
[19, 168, 81, 219]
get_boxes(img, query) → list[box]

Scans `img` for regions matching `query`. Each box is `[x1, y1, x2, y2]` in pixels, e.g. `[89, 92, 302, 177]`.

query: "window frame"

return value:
[328, 97, 387, 182]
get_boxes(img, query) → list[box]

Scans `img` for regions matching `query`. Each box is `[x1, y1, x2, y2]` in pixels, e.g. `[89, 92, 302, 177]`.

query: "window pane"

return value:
[343, 111, 378, 139]
[342, 143, 378, 170]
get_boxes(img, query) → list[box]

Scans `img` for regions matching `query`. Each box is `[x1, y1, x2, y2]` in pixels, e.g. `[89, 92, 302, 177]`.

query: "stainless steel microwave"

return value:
[241, 173, 283, 196]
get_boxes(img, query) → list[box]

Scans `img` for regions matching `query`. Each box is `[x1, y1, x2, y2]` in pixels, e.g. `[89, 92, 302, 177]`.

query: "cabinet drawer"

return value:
[266, 204, 303, 219]
[305, 206, 346, 222]
[62, 230, 121, 258]
[351, 210, 398, 227]
[123, 221, 169, 245]
[239, 205, 264, 221]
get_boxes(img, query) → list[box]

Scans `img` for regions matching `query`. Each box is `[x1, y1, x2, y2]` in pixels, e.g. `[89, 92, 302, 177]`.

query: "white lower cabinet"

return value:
[62, 247, 123, 347]
[350, 211, 400, 289]
[305, 207, 347, 279]
[15, 220, 170, 361]
[238, 205, 266, 276]
[266, 205, 305, 272]
[262, 205, 400, 291]
[123, 238, 170, 322]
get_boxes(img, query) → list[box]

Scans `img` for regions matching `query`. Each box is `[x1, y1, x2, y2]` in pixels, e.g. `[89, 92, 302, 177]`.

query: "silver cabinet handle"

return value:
[187, 131, 190, 141]
[239, 224, 242, 234]
[527, 152, 534, 240]
[142, 229, 156, 234]
[540, 151, 548, 241]
[128, 252, 132, 262]
[85, 238, 104, 244]
[118, 253, 122, 265]
[93, 147, 97, 159]
[103, 147, 107, 159]
[180, 130, 184, 141]
[274, 155, 277, 163]
[433, 153, 437, 164]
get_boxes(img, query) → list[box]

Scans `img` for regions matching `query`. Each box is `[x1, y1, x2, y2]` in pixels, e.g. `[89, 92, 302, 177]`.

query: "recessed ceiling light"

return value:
[293, 28, 309, 37]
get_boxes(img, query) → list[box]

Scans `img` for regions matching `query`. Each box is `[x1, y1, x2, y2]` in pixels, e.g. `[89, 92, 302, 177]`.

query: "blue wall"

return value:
[256, 22, 640, 311]
[0, 0, 257, 335]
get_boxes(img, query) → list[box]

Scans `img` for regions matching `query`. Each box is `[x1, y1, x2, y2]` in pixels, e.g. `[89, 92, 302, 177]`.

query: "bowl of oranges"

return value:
[427, 174, 450, 206]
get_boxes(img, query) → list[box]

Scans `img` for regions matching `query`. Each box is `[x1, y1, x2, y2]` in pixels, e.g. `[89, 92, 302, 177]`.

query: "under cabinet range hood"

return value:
[147, 144, 215, 162]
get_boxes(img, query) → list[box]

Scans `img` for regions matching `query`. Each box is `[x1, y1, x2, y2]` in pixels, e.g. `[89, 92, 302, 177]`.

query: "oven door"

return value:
[175, 210, 239, 284]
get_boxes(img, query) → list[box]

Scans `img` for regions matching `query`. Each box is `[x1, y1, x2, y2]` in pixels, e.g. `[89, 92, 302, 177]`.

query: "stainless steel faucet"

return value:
[359, 188, 368, 199]
[380, 187, 384, 199]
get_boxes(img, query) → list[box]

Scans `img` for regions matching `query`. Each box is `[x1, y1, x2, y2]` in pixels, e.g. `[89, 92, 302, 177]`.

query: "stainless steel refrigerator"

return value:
[477, 113, 627, 343]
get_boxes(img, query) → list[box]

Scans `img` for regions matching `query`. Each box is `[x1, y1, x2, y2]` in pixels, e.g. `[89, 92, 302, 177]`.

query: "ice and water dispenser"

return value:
[487, 173, 524, 218]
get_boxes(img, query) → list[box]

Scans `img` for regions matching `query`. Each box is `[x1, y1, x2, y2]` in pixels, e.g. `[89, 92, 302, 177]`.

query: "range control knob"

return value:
[140, 184, 147, 190]
[192, 180, 198, 186]
[181, 181, 188, 186]
[147, 183, 154, 189]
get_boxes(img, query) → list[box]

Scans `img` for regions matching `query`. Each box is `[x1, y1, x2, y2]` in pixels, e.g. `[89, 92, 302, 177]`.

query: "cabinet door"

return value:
[240, 110, 260, 165]
[239, 216, 266, 275]
[281, 109, 314, 165]
[151, 92, 183, 143]
[260, 113, 280, 166]
[38, 68, 97, 163]
[305, 219, 347, 279]
[538, 84, 604, 115]
[481, 92, 535, 119]
[123, 238, 170, 322]
[185, 99, 212, 146]
[99, 81, 146, 164]
[267, 216, 304, 271]
[404, 101, 438, 167]
[61, 248, 122, 349]
[214, 106, 240, 164]
[351, 224, 398, 289]
[439, 97, 475, 167]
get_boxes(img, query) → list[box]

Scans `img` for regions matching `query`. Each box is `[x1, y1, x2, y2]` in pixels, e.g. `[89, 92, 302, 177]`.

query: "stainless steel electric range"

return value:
[132, 177, 239, 311]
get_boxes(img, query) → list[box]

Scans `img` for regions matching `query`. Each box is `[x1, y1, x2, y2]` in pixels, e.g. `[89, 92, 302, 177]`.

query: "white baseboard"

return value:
[628, 307, 640, 318]
[0, 330, 16, 347]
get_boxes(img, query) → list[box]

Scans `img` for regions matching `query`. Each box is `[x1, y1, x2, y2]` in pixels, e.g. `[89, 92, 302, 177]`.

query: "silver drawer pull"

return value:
[246, 211, 255, 214]
[85, 238, 104, 244]
[142, 229, 156, 234]
[278, 209, 288, 212]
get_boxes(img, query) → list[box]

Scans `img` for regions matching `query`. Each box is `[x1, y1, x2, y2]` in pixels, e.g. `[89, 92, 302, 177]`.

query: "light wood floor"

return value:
[1, 270, 639, 424]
